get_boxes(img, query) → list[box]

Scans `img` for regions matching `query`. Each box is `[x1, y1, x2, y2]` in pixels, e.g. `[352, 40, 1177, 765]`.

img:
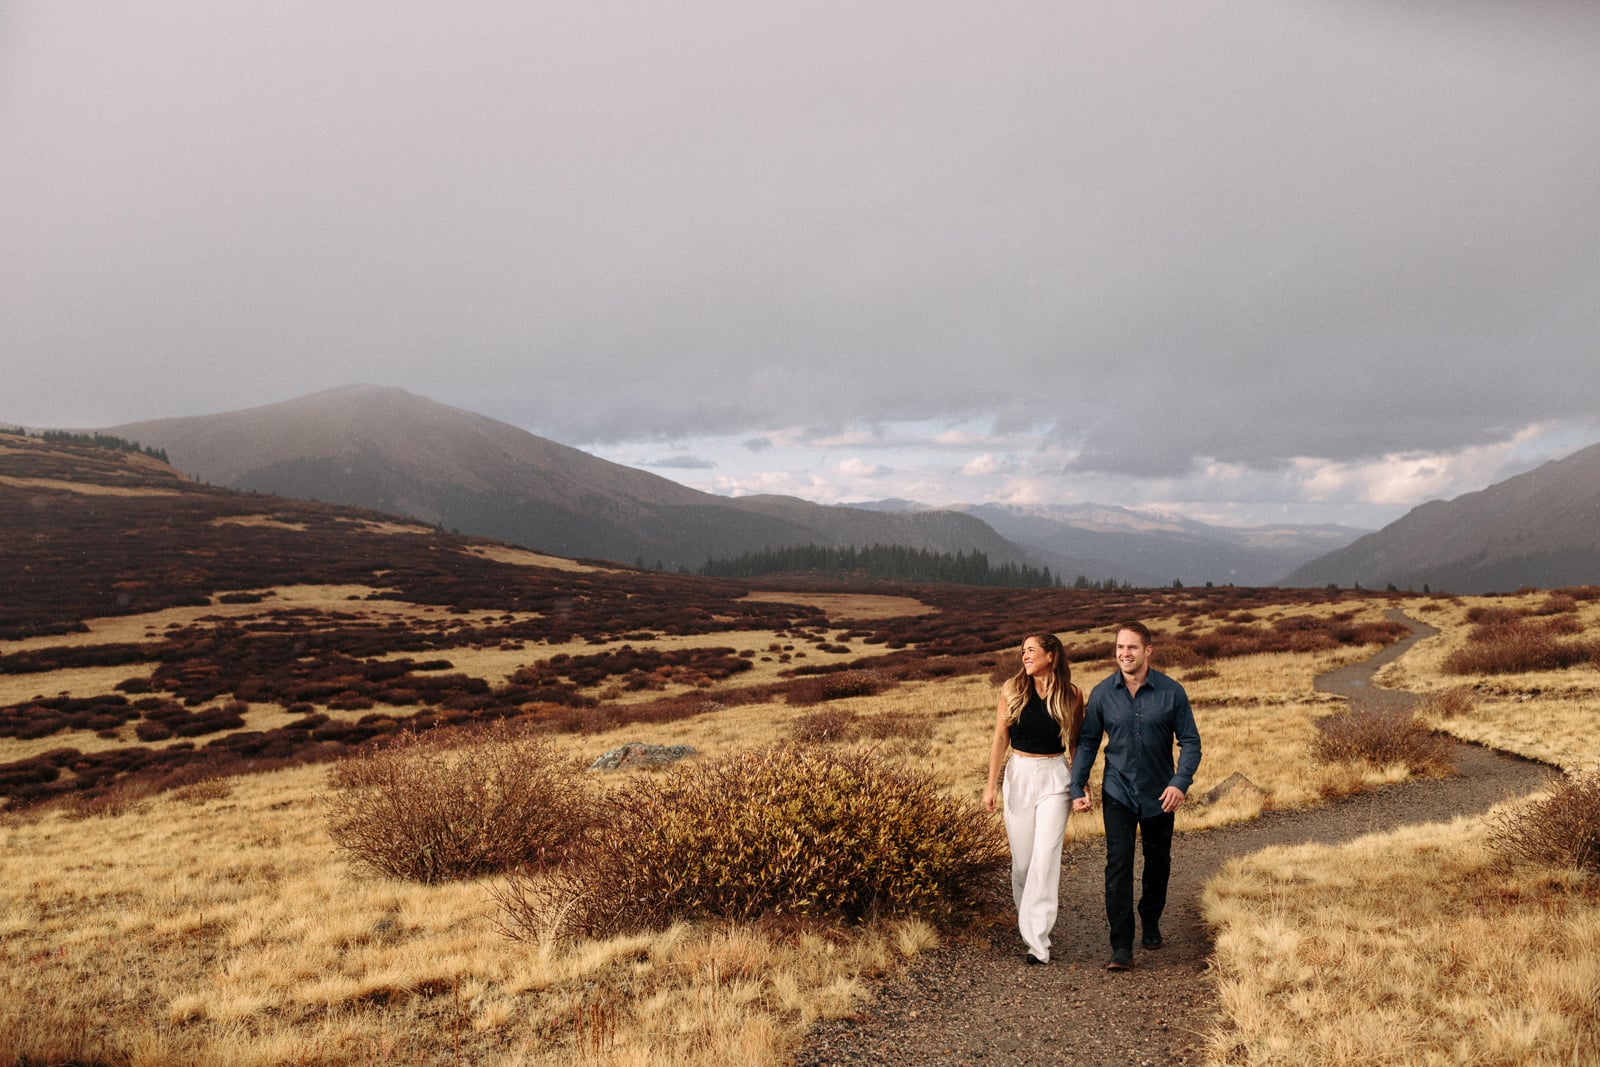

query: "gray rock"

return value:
[588, 741, 697, 771]
[1202, 771, 1265, 806]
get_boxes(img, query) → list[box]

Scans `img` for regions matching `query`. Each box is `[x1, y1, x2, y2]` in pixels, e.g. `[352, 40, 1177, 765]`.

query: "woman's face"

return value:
[1021, 638, 1054, 679]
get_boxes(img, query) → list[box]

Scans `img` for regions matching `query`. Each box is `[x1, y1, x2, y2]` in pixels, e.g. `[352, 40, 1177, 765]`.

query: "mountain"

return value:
[105, 385, 1028, 571]
[1284, 441, 1600, 593]
[858, 501, 1367, 587]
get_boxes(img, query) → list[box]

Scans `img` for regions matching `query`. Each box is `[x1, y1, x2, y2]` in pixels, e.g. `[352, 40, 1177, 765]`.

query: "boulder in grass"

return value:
[1202, 771, 1265, 806]
[588, 741, 697, 771]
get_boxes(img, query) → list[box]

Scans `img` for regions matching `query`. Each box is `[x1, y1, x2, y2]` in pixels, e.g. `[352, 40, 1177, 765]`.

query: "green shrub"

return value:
[496, 744, 1006, 940]
[1488, 769, 1600, 875]
[1309, 707, 1454, 775]
[326, 721, 594, 883]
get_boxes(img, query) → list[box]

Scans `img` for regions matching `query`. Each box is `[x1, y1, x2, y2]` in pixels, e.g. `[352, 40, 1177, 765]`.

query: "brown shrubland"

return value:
[325, 721, 596, 883]
[11, 438, 1600, 1065]
[1308, 706, 1455, 776]
[495, 744, 1007, 942]
[1487, 768, 1600, 876]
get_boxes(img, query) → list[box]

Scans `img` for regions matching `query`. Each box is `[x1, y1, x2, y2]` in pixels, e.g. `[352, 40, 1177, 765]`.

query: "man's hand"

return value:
[1072, 796, 1093, 813]
[1159, 786, 1187, 813]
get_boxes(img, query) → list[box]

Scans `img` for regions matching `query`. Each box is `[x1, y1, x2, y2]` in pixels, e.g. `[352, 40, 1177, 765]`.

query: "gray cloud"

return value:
[2, 1, 1596, 518]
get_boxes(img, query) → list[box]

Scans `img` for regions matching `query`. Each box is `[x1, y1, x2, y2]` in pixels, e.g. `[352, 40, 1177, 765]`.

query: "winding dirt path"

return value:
[793, 612, 1552, 1066]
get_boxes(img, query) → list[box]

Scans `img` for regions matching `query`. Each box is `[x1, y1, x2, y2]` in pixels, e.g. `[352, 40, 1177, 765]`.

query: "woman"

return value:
[983, 632, 1085, 965]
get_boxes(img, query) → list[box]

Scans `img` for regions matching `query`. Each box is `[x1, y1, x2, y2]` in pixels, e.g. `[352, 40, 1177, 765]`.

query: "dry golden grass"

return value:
[1173, 647, 1414, 829]
[1379, 594, 1600, 770]
[336, 518, 438, 536]
[463, 543, 618, 573]
[4, 590, 1505, 1064]
[576, 673, 994, 785]
[208, 514, 311, 531]
[738, 591, 935, 621]
[0, 585, 412, 656]
[0, 475, 184, 497]
[1202, 592, 1600, 1067]
[1203, 807, 1600, 1066]
[0, 761, 930, 1067]
[572, 638, 1408, 840]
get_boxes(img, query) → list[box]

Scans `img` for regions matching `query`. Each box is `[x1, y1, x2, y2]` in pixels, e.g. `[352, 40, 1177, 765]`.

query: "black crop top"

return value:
[1007, 687, 1065, 755]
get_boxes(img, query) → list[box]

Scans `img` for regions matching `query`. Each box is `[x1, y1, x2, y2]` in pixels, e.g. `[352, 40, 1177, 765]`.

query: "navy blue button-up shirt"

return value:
[1069, 667, 1201, 819]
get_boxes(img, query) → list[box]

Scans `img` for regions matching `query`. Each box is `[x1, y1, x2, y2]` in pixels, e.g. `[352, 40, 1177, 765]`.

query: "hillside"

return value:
[0, 431, 1387, 810]
[1285, 440, 1600, 593]
[105, 385, 1027, 570]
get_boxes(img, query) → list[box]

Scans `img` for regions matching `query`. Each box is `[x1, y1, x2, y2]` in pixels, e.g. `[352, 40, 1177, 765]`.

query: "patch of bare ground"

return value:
[792, 611, 1552, 1066]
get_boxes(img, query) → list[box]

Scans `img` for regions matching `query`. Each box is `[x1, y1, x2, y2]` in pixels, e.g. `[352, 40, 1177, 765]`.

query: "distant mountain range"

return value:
[75, 381, 1573, 589]
[940, 502, 1364, 588]
[104, 386, 1024, 572]
[1284, 440, 1600, 593]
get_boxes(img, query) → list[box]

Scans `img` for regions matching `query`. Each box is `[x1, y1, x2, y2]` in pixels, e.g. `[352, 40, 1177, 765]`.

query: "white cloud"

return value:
[837, 457, 891, 479]
[961, 453, 1017, 478]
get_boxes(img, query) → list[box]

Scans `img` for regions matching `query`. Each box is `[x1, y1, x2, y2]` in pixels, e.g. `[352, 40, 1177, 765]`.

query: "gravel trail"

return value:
[792, 612, 1552, 1066]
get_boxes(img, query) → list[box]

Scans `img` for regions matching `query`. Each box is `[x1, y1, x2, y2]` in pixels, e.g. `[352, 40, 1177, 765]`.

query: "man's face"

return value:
[1115, 630, 1152, 677]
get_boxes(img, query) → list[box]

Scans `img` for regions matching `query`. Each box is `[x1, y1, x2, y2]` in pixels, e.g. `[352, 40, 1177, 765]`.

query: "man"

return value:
[1070, 621, 1201, 971]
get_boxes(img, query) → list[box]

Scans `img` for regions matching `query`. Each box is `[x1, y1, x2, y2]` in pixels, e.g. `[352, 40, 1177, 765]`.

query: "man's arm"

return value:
[1169, 687, 1201, 794]
[1159, 686, 1202, 812]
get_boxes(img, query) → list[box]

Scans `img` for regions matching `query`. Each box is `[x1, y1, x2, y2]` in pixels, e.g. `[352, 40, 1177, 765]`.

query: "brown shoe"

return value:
[1106, 949, 1133, 971]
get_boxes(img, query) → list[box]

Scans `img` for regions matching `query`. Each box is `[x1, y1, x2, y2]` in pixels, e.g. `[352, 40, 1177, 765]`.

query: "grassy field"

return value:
[6, 437, 1596, 1065]
[1, 581, 1415, 1065]
[1203, 590, 1600, 1066]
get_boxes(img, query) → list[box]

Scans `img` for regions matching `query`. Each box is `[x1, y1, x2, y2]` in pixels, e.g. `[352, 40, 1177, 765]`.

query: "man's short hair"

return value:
[1115, 621, 1153, 646]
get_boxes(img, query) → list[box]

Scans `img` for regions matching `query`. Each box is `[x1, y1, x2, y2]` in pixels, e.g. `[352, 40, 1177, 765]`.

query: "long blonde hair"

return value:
[1003, 632, 1085, 753]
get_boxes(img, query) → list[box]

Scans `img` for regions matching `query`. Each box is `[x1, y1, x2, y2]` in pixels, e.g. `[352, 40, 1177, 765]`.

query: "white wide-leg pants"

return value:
[1002, 753, 1070, 962]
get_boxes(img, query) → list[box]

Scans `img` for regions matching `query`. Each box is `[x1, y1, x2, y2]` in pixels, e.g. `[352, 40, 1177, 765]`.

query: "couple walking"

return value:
[983, 622, 1202, 970]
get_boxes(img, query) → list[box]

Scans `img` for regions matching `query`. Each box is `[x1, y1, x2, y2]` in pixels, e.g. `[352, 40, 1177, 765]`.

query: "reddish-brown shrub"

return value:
[326, 722, 596, 884]
[1488, 769, 1600, 875]
[1442, 617, 1599, 675]
[1310, 707, 1453, 775]
[1420, 686, 1475, 719]
[785, 669, 889, 706]
[495, 745, 1006, 939]
[790, 708, 858, 743]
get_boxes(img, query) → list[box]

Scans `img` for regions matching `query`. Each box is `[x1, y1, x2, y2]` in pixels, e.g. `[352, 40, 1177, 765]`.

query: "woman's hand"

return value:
[983, 783, 998, 812]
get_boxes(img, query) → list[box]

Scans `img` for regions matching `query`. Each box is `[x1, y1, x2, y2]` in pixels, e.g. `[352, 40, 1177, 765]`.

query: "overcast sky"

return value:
[4, 2, 1597, 529]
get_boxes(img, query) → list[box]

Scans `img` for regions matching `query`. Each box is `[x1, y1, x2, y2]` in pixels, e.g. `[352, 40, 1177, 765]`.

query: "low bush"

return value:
[857, 708, 922, 741]
[1488, 769, 1600, 875]
[784, 669, 888, 706]
[1420, 686, 1475, 720]
[1309, 706, 1454, 775]
[790, 708, 857, 743]
[1532, 593, 1579, 616]
[496, 744, 1006, 940]
[325, 721, 595, 884]
[1441, 617, 1599, 675]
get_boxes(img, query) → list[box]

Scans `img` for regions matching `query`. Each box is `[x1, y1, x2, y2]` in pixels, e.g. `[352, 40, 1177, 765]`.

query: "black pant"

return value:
[1101, 791, 1174, 950]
